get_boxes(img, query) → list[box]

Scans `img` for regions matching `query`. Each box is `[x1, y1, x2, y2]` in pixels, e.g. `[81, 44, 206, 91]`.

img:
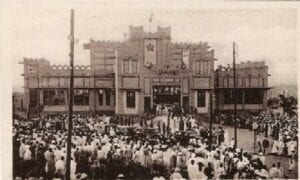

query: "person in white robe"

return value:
[224, 130, 230, 146]
[23, 145, 32, 161]
[269, 164, 279, 179]
[55, 156, 66, 176]
[187, 159, 198, 180]
[19, 140, 27, 159]
[277, 140, 285, 155]
[271, 140, 279, 154]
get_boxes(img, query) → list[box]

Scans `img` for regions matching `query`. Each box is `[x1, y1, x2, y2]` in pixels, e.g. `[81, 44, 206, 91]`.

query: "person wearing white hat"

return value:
[170, 167, 182, 180]
[80, 173, 88, 180]
[116, 174, 125, 180]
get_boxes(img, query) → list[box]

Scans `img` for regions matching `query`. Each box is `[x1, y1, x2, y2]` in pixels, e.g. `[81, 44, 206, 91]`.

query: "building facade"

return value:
[21, 26, 215, 115]
[215, 61, 270, 114]
[84, 26, 215, 115]
[20, 26, 269, 116]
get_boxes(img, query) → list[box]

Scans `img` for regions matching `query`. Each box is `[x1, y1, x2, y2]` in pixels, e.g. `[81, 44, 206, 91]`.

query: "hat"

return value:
[117, 174, 125, 178]
[259, 152, 263, 156]
[80, 173, 88, 179]
[161, 145, 167, 149]
[174, 167, 181, 172]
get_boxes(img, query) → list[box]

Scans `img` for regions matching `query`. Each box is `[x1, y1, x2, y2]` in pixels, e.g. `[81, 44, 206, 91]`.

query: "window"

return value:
[132, 60, 138, 73]
[207, 61, 211, 74]
[223, 89, 243, 104]
[195, 61, 200, 74]
[200, 61, 204, 74]
[203, 61, 208, 74]
[98, 89, 104, 105]
[195, 61, 210, 75]
[197, 90, 206, 107]
[245, 89, 263, 104]
[123, 59, 138, 74]
[126, 91, 135, 108]
[74, 89, 89, 105]
[43, 89, 65, 105]
[123, 60, 129, 73]
[105, 89, 111, 105]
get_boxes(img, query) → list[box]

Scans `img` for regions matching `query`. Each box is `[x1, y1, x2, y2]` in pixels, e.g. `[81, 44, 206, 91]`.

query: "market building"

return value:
[84, 26, 215, 115]
[20, 26, 215, 115]
[19, 25, 269, 116]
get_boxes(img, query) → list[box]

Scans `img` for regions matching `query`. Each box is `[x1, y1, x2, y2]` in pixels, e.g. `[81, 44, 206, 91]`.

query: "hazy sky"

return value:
[8, 5, 297, 91]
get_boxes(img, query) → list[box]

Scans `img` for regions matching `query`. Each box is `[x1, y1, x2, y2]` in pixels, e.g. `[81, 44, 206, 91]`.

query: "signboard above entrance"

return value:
[152, 77, 181, 84]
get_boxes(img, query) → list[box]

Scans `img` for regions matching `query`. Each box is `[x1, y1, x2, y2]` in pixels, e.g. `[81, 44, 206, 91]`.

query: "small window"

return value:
[105, 89, 111, 105]
[126, 91, 135, 108]
[123, 60, 129, 73]
[74, 89, 89, 105]
[197, 90, 206, 107]
[132, 60, 138, 73]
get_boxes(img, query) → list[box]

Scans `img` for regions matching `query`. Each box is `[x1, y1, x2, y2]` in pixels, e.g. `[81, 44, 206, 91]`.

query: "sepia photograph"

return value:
[1, 1, 298, 180]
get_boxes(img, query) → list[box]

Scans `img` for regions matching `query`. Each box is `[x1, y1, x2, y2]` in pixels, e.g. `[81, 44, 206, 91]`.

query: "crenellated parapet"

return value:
[216, 60, 268, 78]
[22, 58, 91, 77]
[129, 26, 171, 40]
[217, 61, 267, 71]
[171, 41, 210, 49]
[89, 39, 126, 48]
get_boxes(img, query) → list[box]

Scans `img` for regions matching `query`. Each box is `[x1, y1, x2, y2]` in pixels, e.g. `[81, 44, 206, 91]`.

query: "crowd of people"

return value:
[13, 109, 297, 180]
[215, 113, 298, 157]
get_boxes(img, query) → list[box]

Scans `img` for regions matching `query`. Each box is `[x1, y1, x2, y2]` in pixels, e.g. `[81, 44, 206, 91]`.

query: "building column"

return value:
[39, 89, 43, 106]
[64, 89, 69, 110]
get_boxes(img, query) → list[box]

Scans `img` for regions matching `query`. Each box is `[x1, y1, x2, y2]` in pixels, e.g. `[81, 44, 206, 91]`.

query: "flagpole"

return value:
[149, 13, 153, 32]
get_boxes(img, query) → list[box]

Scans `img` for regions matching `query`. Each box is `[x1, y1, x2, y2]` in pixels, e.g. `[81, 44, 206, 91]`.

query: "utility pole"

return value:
[209, 91, 213, 151]
[114, 50, 119, 114]
[233, 42, 237, 148]
[36, 63, 40, 114]
[66, 9, 74, 180]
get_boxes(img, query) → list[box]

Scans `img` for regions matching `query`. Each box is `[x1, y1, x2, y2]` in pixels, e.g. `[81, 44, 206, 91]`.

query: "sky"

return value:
[7, 5, 297, 92]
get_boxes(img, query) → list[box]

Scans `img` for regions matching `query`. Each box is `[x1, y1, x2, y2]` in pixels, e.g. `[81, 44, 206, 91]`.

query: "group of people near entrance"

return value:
[13, 111, 297, 180]
[154, 103, 184, 116]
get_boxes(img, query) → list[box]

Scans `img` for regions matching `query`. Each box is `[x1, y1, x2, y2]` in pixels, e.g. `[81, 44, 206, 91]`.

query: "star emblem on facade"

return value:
[146, 43, 154, 52]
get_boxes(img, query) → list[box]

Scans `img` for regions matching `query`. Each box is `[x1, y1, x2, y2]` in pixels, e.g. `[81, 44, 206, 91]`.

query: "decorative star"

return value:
[146, 43, 154, 52]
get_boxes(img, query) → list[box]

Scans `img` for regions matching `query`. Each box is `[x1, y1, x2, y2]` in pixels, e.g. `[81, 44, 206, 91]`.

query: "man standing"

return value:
[262, 138, 269, 155]
[204, 162, 214, 179]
